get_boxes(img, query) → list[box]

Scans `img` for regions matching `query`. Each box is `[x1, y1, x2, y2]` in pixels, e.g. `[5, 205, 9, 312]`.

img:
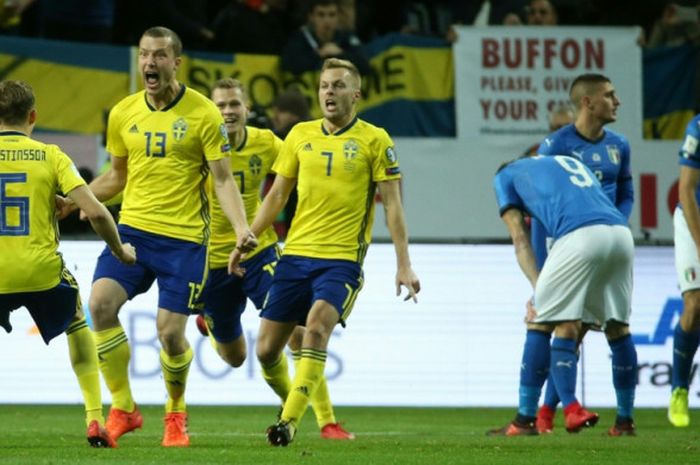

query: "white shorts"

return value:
[674, 206, 700, 293]
[533, 224, 634, 327]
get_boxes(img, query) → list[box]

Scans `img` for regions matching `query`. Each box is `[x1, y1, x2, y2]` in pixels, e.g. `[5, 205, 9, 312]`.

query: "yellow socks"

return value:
[161, 347, 193, 413]
[281, 349, 326, 426]
[292, 350, 335, 428]
[261, 354, 292, 401]
[66, 318, 103, 426]
[94, 326, 134, 412]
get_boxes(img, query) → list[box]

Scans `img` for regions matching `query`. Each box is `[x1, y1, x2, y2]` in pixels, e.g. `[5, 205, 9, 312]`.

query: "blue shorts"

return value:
[93, 224, 207, 314]
[0, 268, 80, 345]
[201, 245, 279, 343]
[260, 255, 364, 327]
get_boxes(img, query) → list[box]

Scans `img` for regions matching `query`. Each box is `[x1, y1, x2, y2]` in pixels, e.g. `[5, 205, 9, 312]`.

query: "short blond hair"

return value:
[142, 26, 183, 57]
[211, 78, 248, 101]
[321, 58, 361, 88]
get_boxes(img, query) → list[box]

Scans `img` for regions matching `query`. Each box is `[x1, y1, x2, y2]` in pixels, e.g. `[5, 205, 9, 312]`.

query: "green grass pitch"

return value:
[0, 405, 698, 465]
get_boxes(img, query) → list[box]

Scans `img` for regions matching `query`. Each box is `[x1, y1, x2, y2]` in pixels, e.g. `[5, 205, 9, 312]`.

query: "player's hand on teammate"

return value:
[228, 230, 256, 277]
[54, 195, 77, 220]
[236, 229, 258, 253]
[228, 249, 245, 277]
[112, 243, 137, 265]
[396, 266, 420, 303]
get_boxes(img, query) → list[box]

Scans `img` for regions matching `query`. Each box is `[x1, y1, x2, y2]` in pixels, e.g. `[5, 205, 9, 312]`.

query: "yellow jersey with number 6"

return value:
[106, 85, 231, 245]
[0, 132, 85, 293]
[273, 117, 401, 263]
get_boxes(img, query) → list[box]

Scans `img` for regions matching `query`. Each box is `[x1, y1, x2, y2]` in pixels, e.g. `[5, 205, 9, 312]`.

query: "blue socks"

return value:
[550, 337, 578, 408]
[518, 330, 551, 418]
[672, 323, 700, 390]
[542, 372, 561, 409]
[609, 334, 637, 419]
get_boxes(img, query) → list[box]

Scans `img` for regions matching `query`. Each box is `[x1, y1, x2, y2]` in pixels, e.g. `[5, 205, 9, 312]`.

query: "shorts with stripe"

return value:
[260, 255, 363, 327]
[0, 267, 80, 344]
[200, 245, 279, 343]
[93, 224, 207, 314]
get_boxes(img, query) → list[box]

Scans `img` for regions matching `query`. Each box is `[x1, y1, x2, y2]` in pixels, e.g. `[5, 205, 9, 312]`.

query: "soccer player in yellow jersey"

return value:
[198, 78, 354, 440]
[231, 58, 421, 446]
[0, 80, 136, 448]
[59, 27, 256, 448]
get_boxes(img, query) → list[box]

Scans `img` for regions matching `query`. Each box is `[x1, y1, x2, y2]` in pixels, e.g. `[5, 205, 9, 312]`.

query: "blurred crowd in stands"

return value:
[1, 1, 698, 61]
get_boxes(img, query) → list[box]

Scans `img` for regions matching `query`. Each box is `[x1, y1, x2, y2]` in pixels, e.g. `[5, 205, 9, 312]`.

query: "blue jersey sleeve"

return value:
[615, 138, 634, 219]
[680, 116, 700, 169]
[493, 168, 523, 215]
[537, 131, 565, 156]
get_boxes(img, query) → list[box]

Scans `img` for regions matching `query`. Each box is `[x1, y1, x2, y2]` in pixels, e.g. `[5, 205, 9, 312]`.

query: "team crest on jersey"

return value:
[172, 118, 188, 142]
[219, 123, 229, 141]
[592, 153, 601, 162]
[249, 154, 262, 176]
[343, 139, 359, 160]
[685, 267, 697, 283]
[606, 145, 620, 164]
[386, 146, 397, 164]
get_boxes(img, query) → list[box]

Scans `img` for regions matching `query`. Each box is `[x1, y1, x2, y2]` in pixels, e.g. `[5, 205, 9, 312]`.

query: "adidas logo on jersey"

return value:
[303, 143, 312, 151]
[129, 124, 139, 133]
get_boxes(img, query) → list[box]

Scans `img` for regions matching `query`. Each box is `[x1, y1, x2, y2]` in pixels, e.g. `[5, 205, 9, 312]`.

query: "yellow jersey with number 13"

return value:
[0, 132, 85, 293]
[273, 117, 401, 264]
[106, 85, 231, 245]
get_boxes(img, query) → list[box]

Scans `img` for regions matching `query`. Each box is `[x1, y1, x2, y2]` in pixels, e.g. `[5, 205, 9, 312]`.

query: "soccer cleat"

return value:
[564, 402, 599, 433]
[668, 387, 690, 427]
[536, 405, 555, 434]
[320, 422, 356, 440]
[87, 420, 117, 448]
[195, 314, 209, 336]
[105, 406, 143, 440]
[267, 421, 295, 446]
[608, 419, 636, 437]
[162, 412, 190, 447]
[486, 419, 538, 436]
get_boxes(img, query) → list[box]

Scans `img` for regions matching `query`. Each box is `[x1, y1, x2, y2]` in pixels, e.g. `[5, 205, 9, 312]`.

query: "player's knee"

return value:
[158, 328, 187, 354]
[256, 344, 279, 366]
[87, 295, 120, 328]
[604, 321, 629, 341]
[303, 325, 331, 348]
[221, 348, 246, 368]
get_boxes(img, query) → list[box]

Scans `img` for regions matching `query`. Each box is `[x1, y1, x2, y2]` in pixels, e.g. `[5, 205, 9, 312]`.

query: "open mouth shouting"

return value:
[324, 98, 337, 112]
[144, 71, 160, 91]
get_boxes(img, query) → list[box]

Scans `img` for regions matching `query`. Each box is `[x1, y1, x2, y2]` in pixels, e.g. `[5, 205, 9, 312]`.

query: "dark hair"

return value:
[273, 89, 310, 120]
[569, 73, 611, 108]
[569, 73, 611, 94]
[0, 80, 35, 125]
[142, 26, 183, 56]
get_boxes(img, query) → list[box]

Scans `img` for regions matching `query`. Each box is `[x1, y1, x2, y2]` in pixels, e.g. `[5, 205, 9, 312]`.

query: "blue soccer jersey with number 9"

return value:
[493, 155, 626, 240]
